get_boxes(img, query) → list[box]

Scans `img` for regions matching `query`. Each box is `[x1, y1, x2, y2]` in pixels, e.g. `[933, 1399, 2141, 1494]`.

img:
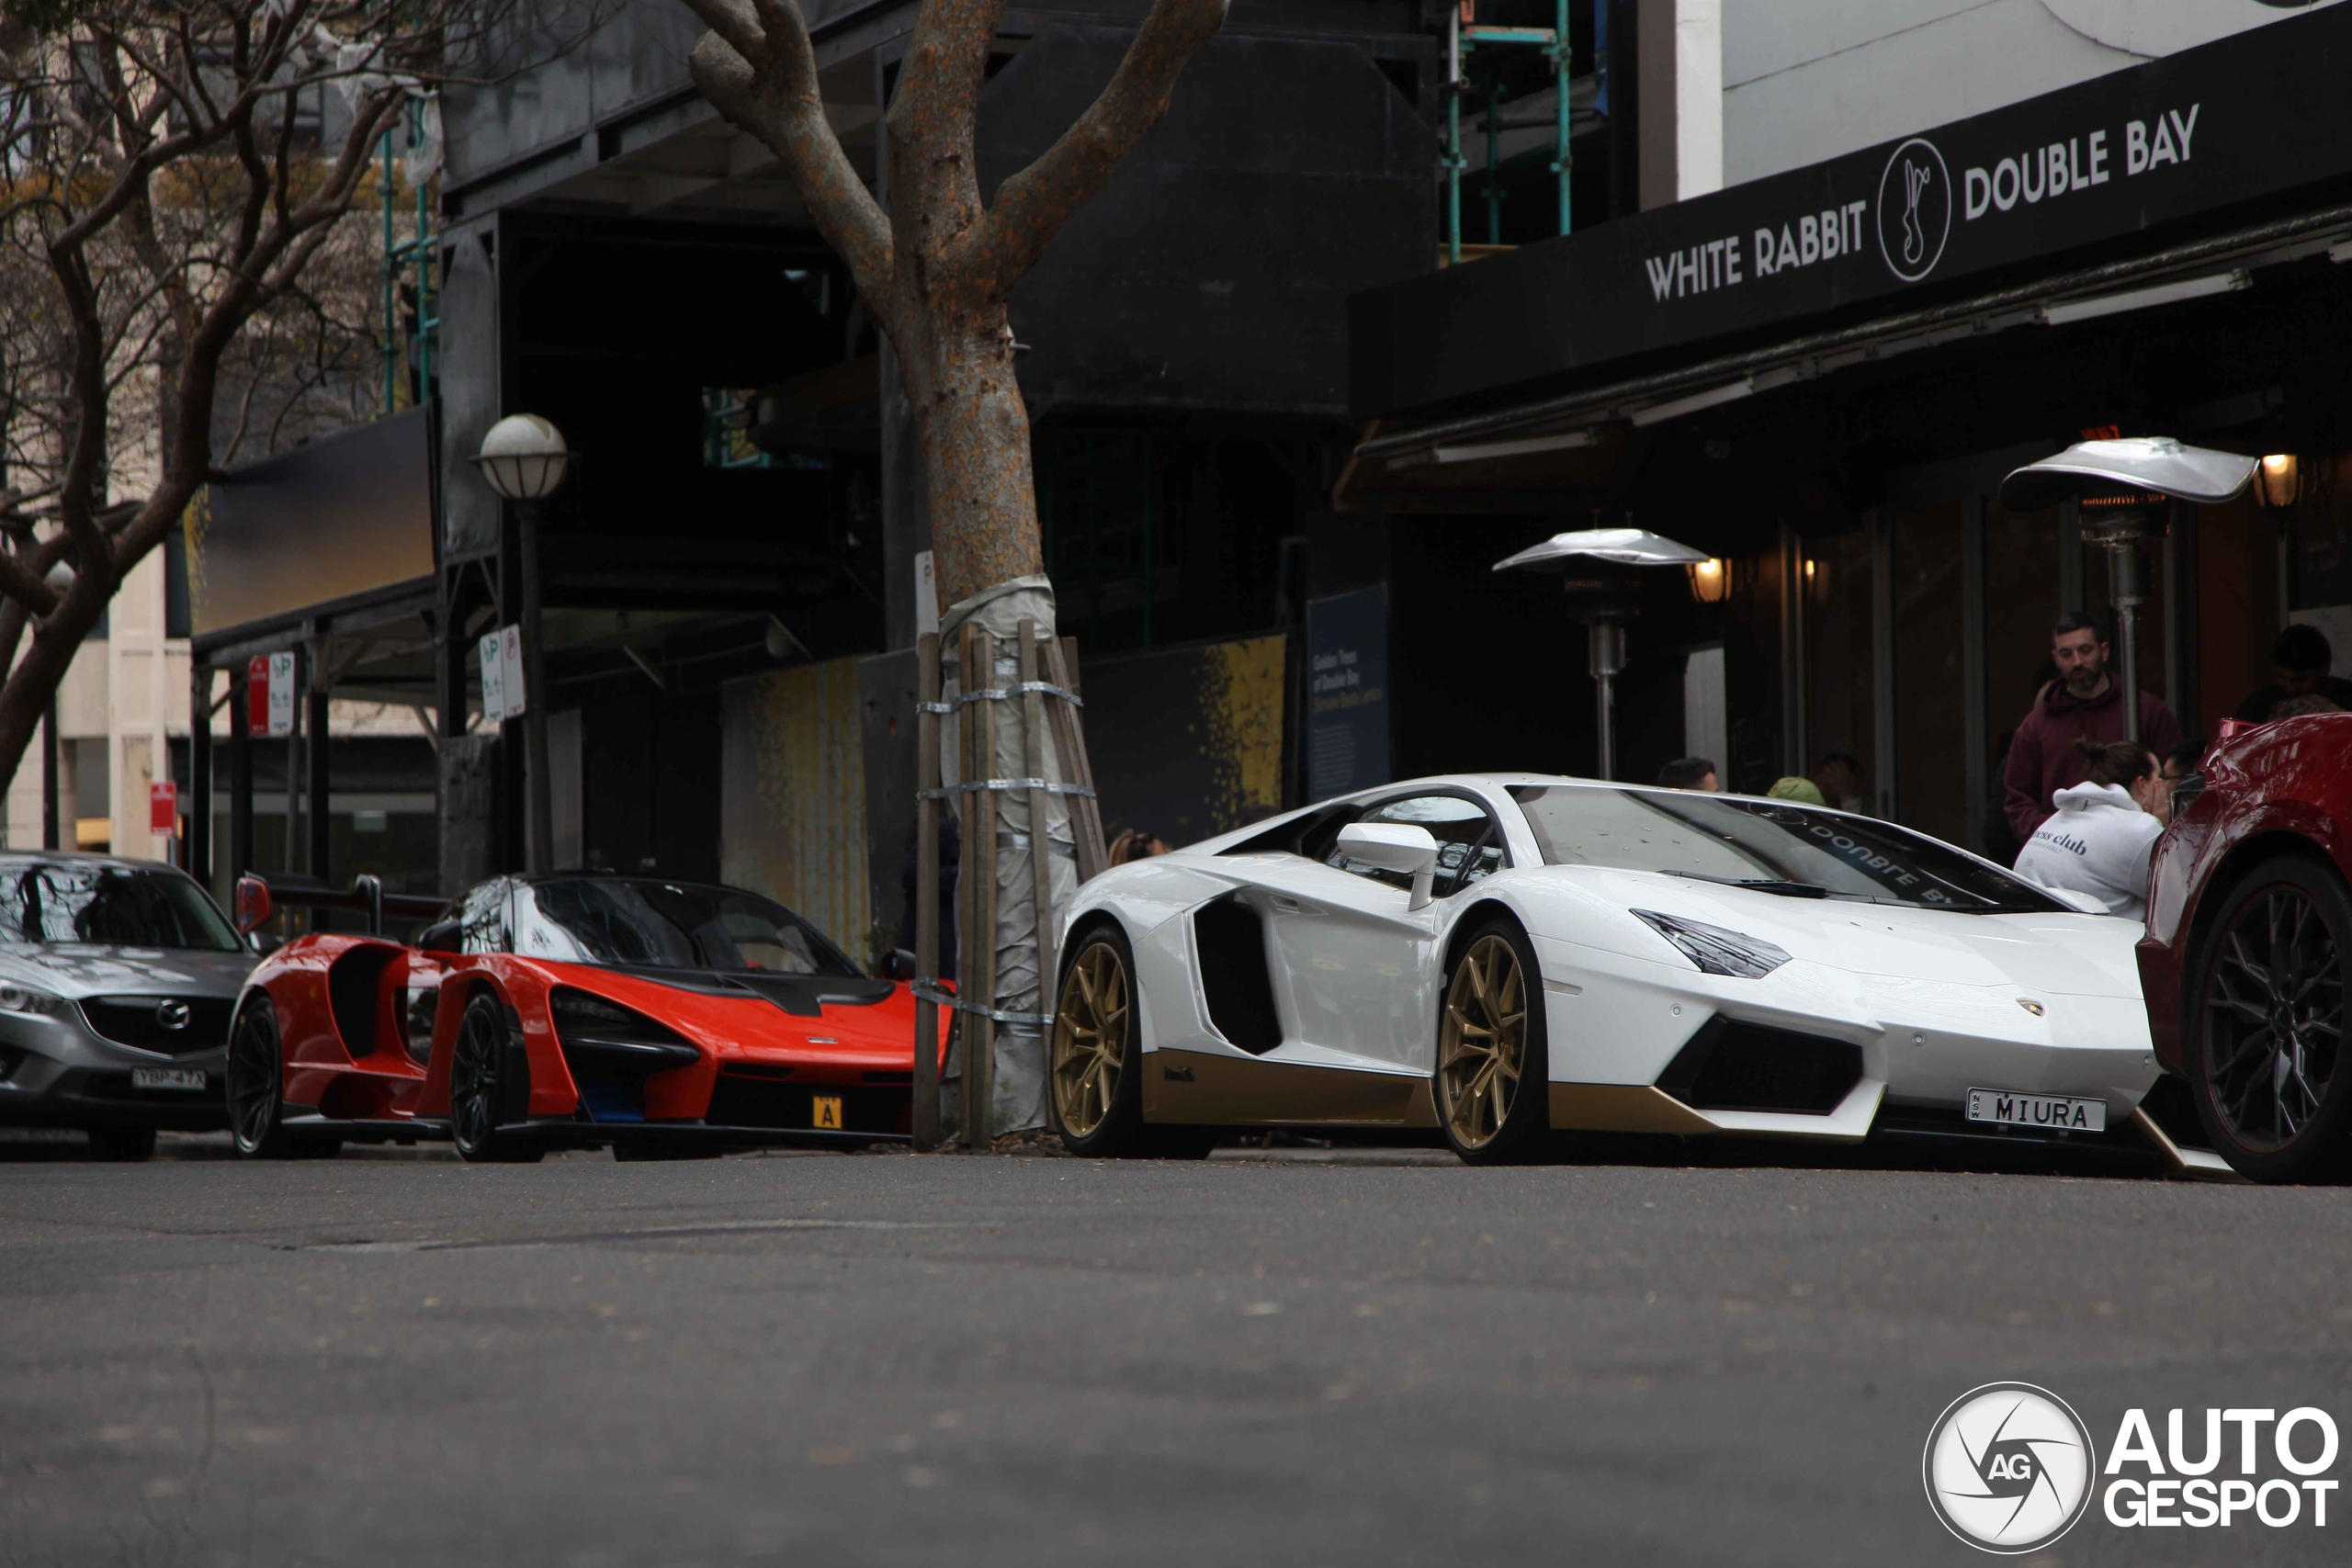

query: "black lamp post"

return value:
[473, 413, 572, 874]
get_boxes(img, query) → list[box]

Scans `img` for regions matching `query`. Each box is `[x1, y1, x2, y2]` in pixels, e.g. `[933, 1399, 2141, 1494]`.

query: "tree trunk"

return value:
[911, 313, 1045, 605]
[0, 572, 119, 801]
[683, 0, 1229, 1142]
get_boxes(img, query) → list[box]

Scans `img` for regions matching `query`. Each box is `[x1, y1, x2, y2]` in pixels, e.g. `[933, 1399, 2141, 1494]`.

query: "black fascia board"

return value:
[1351, 5, 2352, 424]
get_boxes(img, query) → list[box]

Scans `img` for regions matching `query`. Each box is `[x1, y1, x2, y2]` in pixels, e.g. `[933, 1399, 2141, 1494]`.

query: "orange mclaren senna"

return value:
[225, 872, 944, 1161]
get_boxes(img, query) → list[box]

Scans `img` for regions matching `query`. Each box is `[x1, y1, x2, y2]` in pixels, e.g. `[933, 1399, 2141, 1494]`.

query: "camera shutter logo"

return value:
[1923, 1382, 2097, 1553]
[156, 999, 190, 1032]
[1876, 137, 1952, 283]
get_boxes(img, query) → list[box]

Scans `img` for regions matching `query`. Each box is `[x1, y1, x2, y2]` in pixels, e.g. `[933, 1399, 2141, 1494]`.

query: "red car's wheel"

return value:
[228, 998, 339, 1160]
[2188, 857, 2352, 1183]
[450, 991, 544, 1165]
[228, 998, 296, 1159]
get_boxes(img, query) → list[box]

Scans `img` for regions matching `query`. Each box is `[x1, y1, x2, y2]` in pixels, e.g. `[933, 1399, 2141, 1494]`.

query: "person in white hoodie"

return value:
[2013, 737, 2169, 920]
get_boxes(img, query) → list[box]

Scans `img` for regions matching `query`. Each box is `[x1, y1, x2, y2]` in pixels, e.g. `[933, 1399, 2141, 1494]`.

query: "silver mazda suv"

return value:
[0, 852, 254, 1159]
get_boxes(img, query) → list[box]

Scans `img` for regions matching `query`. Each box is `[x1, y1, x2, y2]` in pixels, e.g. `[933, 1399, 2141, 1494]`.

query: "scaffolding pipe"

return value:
[1445, 3, 1463, 265]
[381, 98, 438, 414]
[1554, 0, 1573, 234]
[379, 127, 396, 412]
[1486, 78, 1502, 245]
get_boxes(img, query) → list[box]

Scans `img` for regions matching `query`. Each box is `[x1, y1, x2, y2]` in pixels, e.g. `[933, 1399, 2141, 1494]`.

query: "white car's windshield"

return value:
[1510, 786, 2066, 914]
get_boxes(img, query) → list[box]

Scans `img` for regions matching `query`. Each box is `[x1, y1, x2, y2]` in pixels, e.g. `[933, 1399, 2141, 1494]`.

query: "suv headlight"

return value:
[0, 983, 63, 1015]
[1631, 911, 1792, 979]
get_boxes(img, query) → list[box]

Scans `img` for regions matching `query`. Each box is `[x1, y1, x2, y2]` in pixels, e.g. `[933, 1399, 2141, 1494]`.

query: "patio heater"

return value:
[1494, 527, 1710, 780]
[474, 413, 574, 874]
[1997, 439, 2256, 744]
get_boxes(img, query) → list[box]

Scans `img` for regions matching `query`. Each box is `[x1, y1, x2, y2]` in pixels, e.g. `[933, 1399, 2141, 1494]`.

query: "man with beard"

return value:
[2001, 610, 2182, 842]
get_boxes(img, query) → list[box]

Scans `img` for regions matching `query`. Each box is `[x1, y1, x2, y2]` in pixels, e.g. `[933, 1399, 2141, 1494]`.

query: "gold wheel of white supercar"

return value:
[1052, 939, 1129, 1139]
[1437, 933, 1527, 1150]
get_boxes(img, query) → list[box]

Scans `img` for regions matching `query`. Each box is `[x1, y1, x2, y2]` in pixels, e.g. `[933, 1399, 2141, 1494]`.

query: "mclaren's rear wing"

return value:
[233, 874, 446, 939]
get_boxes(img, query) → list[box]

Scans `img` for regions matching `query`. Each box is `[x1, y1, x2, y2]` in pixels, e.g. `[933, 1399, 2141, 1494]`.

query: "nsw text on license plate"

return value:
[1966, 1088, 2105, 1133]
[130, 1067, 207, 1091]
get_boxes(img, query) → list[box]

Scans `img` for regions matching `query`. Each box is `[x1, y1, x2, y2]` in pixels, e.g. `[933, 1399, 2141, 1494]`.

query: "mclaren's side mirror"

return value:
[417, 919, 463, 955]
[881, 949, 918, 981]
[232, 874, 272, 936]
[1337, 822, 1442, 911]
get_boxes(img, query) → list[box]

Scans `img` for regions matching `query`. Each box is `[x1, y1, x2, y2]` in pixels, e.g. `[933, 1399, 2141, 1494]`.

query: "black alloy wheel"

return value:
[2189, 856, 2352, 1183]
[450, 991, 544, 1164]
[85, 1126, 156, 1162]
[228, 997, 298, 1158]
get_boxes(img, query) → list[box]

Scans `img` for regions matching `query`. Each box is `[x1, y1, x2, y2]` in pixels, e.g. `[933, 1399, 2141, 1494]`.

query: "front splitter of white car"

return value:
[1527, 925, 2161, 1145]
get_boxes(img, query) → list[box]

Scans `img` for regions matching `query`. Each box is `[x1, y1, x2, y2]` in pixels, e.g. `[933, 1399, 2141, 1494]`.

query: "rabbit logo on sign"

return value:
[1876, 137, 1952, 283]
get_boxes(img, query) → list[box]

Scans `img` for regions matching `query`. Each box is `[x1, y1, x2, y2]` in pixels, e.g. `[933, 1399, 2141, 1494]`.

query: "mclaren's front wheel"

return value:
[1049, 920, 1157, 1156]
[229, 997, 300, 1159]
[1435, 918, 1552, 1166]
[450, 992, 545, 1165]
[2188, 856, 2352, 1183]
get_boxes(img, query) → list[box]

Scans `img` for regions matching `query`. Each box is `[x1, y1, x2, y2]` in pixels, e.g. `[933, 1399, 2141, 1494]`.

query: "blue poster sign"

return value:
[1306, 587, 1389, 802]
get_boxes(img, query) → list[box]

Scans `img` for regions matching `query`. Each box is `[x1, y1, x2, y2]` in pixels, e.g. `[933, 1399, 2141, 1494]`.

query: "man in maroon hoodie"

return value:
[2002, 611, 2182, 843]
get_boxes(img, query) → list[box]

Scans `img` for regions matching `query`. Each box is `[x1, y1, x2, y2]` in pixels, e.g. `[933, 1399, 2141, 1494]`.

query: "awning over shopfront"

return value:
[1345, 4, 2352, 501]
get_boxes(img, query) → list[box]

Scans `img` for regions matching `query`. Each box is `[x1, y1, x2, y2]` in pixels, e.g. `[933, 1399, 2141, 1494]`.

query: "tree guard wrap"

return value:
[938, 575, 1078, 1137]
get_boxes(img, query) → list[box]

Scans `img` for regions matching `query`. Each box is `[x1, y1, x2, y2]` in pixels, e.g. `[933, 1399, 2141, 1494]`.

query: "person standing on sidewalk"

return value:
[2002, 611, 2182, 842]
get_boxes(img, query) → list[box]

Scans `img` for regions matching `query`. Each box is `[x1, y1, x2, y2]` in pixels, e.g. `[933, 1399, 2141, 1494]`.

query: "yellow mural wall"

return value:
[718, 657, 870, 957]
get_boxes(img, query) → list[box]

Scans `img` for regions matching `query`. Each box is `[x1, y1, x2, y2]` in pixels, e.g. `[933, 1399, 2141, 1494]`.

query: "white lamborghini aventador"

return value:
[1046, 774, 2161, 1164]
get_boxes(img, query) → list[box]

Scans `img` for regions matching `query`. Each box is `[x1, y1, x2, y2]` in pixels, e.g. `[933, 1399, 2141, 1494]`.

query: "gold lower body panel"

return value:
[1145, 1047, 1439, 1127]
[1546, 1082, 1719, 1136]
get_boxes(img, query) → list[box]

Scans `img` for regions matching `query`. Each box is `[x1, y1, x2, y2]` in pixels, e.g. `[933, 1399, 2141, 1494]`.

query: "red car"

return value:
[2140, 711, 2352, 1182]
[226, 872, 942, 1161]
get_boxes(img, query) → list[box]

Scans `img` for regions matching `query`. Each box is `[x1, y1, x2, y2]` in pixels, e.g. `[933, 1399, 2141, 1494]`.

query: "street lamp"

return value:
[473, 413, 573, 874]
[1998, 437, 2256, 744]
[1494, 526, 1710, 780]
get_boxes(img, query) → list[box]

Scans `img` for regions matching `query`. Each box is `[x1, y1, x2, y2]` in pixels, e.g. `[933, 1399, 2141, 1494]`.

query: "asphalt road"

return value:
[3, 1133, 2348, 1567]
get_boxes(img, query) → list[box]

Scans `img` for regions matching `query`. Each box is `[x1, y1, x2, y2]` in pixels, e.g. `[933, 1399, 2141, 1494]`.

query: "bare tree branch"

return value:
[682, 0, 896, 321]
[946, 0, 1227, 300]
[0, 0, 609, 793]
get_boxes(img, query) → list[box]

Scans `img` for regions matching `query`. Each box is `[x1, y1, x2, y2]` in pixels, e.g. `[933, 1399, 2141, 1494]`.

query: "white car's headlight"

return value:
[0, 983, 64, 1015]
[1631, 911, 1792, 979]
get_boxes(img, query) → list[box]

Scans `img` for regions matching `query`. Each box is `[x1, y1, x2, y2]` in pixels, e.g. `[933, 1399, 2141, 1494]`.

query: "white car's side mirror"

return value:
[2043, 885, 2112, 916]
[1337, 822, 1442, 911]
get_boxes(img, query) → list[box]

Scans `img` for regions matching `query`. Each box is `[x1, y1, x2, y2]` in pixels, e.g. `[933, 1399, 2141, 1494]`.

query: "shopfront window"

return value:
[1894, 505, 1967, 849]
[1802, 528, 1875, 810]
[1984, 498, 2064, 859]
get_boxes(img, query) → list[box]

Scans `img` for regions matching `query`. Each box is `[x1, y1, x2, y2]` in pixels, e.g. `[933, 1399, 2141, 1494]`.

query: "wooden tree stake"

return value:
[1018, 620, 1058, 1023]
[911, 630, 942, 1151]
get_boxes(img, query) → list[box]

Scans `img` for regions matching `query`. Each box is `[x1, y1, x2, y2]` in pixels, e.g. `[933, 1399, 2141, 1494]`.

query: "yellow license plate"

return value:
[811, 1095, 843, 1130]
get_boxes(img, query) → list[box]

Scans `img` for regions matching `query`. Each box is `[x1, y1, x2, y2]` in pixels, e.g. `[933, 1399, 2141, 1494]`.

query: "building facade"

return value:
[1343, 0, 2352, 864]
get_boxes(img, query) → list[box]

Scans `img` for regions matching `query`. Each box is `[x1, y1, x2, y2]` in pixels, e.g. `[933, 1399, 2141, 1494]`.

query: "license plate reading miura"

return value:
[130, 1067, 207, 1091]
[1965, 1088, 2106, 1133]
[812, 1096, 843, 1130]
